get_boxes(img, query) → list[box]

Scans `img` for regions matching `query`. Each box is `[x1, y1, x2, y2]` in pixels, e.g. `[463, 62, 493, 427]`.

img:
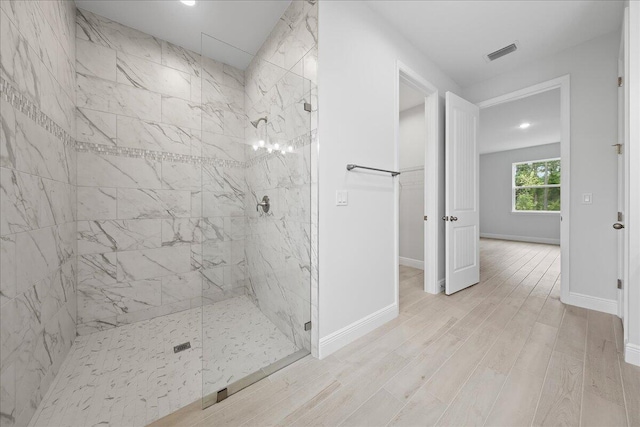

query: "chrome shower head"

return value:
[250, 116, 268, 128]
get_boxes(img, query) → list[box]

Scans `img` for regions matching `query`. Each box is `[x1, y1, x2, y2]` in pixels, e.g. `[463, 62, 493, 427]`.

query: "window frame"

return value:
[511, 157, 561, 214]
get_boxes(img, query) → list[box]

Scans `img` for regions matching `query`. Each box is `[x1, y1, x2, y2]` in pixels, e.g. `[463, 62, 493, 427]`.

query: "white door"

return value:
[445, 92, 480, 295]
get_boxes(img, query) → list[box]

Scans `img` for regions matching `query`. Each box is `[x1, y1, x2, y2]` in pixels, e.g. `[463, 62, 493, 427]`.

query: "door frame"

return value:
[395, 61, 440, 297]
[477, 75, 571, 305]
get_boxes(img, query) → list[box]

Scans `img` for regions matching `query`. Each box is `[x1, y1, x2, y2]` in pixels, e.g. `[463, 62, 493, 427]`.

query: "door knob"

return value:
[442, 216, 449, 221]
[613, 223, 624, 230]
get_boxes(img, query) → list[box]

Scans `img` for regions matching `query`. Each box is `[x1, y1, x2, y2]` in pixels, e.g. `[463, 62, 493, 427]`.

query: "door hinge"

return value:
[618, 76, 623, 87]
[424, 216, 428, 221]
[304, 102, 312, 112]
[618, 279, 623, 289]
[612, 143, 623, 154]
[304, 321, 312, 331]
[618, 211, 624, 222]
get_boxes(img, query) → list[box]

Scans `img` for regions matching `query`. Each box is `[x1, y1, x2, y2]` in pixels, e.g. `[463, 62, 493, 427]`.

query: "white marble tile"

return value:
[76, 38, 116, 81]
[77, 187, 117, 221]
[223, 110, 245, 139]
[14, 110, 72, 184]
[1, 98, 16, 170]
[303, 46, 317, 85]
[201, 56, 223, 89]
[39, 64, 75, 134]
[116, 51, 191, 99]
[116, 189, 190, 220]
[161, 40, 201, 77]
[161, 162, 201, 190]
[0, 360, 15, 426]
[0, 234, 16, 307]
[77, 219, 162, 255]
[116, 116, 192, 155]
[161, 218, 202, 247]
[190, 74, 202, 104]
[78, 252, 117, 288]
[76, 108, 117, 146]
[78, 278, 162, 323]
[56, 47, 75, 100]
[76, 8, 162, 63]
[201, 132, 245, 162]
[0, 9, 42, 105]
[77, 151, 162, 189]
[161, 271, 201, 304]
[160, 95, 201, 130]
[116, 246, 191, 282]
[1, 168, 55, 235]
[223, 64, 244, 91]
[77, 73, 161, 122]
[15, 226, 61, 295]
[201, 104, 223, 134]
[202, 191, 244, 218]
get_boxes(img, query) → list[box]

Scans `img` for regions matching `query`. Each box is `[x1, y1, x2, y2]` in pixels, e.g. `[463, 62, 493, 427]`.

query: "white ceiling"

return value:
[479, 88, 561, 154]
[367, 1, 624, 87]
[74, 0, 291, 69]
[399, 82, 424, 112]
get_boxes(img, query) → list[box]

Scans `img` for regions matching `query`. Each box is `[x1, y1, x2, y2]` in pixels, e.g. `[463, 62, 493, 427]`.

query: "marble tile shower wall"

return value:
[243, 0, 318, 352]
[0, 1, 78, 426]
[74, 9, 248, 335]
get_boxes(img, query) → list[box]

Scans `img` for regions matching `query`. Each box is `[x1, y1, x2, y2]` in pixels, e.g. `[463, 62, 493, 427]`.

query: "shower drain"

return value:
[173, 342, 191, 353]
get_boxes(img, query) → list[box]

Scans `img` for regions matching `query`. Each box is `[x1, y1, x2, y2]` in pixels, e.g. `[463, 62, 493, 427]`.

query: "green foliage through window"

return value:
[513, 159, 561, 212]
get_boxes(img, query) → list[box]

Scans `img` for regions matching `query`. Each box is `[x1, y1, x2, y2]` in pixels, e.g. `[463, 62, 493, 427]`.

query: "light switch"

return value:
[582, 193, 592, 204]
[336, 190, 348, 206]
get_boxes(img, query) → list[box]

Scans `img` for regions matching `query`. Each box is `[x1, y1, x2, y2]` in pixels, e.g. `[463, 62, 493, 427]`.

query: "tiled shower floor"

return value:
[29, 296, 300, 427]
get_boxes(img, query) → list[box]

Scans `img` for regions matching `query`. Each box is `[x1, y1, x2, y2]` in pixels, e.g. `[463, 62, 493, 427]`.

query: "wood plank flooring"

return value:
[150, 239, 640, 427]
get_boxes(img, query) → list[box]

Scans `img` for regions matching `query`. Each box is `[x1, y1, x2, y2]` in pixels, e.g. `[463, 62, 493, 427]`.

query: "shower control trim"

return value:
[257, 195, 270, 213]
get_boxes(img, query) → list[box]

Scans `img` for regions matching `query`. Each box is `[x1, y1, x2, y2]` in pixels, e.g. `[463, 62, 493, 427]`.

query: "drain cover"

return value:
[173, 342, 191, 353]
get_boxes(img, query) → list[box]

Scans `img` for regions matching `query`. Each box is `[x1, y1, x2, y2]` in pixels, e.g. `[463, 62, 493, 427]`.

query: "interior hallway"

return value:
[151, 239, 640, 427]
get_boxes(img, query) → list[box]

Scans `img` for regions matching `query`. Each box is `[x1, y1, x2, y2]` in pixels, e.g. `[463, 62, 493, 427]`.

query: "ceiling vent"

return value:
[485, 42, 518, 62]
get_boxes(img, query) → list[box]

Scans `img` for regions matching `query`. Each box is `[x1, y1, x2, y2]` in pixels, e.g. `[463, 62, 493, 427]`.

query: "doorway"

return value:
[395, 62, 440, 308]
[477, 76, 571, 303]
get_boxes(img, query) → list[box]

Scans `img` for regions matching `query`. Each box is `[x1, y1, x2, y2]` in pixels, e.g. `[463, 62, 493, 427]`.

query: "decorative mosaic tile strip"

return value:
[76, 141, 246, 168]
[0, 76, 75, 147]
[245, 130, 317, 168]
[1, 76, 317, 170]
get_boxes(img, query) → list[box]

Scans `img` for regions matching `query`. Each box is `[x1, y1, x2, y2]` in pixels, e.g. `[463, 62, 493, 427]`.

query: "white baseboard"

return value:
[563, 292, 618, 315]
[399, 256, 424, 270]
[480, 233, 560, 245]
[625, 343, 640, 366]
[318, 303, 398, 359]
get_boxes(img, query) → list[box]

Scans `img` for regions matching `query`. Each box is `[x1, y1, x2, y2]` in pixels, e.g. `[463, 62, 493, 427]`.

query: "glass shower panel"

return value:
[200, 32, 312, 408]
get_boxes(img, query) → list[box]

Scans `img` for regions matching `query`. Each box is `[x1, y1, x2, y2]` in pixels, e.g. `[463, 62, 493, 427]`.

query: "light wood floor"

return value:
[150, 239, 640, 427]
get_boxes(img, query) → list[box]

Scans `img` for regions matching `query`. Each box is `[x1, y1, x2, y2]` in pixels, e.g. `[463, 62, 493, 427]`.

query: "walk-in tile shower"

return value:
[0, 1, 318, 426]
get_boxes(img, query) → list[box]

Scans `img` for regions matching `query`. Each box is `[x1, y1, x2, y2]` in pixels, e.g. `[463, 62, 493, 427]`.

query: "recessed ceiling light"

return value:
[180, 0, 196, 6]
[519, 122, 531, 129]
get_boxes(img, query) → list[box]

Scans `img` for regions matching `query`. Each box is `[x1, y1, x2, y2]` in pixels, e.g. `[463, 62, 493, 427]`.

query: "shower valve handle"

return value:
[257, 196, 270, 213]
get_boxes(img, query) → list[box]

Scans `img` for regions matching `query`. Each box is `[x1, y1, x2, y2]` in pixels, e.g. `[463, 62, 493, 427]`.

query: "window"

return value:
[512, 158, 561, 212]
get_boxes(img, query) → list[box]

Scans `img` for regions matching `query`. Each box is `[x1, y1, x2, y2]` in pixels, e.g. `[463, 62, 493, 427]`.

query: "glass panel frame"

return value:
[199, 30, 313, 409]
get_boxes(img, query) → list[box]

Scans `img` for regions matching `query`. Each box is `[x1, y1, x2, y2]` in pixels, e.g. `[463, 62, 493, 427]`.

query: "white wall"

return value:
[464, 31, 620, 305]
[399, 169, 424, 265]
[480, 143, 561, 244]
[625, 0, 640, 366]
[399, 105, 426, 170]
[399, 105, 425, 265]
[317, 1, 460, 356]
